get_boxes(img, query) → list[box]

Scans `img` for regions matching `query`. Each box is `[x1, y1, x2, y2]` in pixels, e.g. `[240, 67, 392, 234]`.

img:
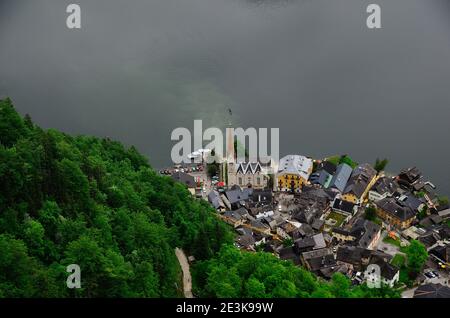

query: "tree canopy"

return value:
[0, 98, 232, 297]
[404, 240, 428, 277]
[374, 158, 389, 174]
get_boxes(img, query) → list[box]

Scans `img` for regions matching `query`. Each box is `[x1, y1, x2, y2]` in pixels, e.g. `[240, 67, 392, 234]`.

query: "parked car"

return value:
[424, 271, 437, 279]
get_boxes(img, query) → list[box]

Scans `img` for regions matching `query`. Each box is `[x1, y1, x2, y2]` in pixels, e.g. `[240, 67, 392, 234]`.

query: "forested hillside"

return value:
[192, 245, 400, 298]
[0, 98, 232, 297]
[0, 98, 399, 298]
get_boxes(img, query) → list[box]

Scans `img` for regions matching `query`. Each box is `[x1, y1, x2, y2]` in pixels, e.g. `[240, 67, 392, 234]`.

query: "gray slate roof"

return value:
[376, 197, 416, 221]
[329, 163, 353, 192]
[343, 163, 376, 198]
[350, 218, 381, 249]
[172, 171, 196, 188]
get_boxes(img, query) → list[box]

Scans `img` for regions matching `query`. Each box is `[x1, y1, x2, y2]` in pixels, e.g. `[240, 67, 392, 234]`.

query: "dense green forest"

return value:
[0, 98, 232, 297]
[0, 98, 399, 298]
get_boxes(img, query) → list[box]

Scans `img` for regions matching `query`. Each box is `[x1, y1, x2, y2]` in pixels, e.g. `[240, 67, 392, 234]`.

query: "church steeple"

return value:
[225, 108, 234, 163]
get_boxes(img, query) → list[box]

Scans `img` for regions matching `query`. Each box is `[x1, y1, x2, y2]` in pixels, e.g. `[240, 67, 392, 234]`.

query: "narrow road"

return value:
[175, 247, 194, 298]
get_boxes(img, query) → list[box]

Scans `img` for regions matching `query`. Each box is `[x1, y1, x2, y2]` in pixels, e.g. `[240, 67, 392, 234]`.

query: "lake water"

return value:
[1, 0, 449, 195]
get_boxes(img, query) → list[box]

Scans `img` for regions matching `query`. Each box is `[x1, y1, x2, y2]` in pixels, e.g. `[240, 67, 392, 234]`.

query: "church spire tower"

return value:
[223, 108, 235, 186]
[226, 108, 235, 163]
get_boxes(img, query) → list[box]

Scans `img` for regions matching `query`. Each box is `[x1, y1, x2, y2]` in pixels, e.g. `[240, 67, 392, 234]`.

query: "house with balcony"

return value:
[276, 155, 313, 193]
[375, 197, 416, 229]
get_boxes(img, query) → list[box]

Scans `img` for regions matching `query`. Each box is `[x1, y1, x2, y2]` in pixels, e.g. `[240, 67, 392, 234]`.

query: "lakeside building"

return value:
[328, 163, 353, 193]
[375, 197, 416, 229]
[276, 155, 313, 193]
[341, 163, 378, 204]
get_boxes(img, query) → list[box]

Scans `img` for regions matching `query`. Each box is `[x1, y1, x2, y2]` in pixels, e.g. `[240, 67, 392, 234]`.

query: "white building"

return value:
[276, 155, 313, 193]
[364, 262, 400, 288]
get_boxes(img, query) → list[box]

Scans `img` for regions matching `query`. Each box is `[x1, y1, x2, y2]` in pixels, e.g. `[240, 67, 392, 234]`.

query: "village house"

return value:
[319, 263, 352, 280]
[250, 219, 271, 235]
[253, 232, 268, 247]
[301, 248, 334, 273]
[295, 223, 315, 238]
[261, 216, 278, 231]
[438, 208, 450, 220]
[207, 190, 226, 211]
[364, 259, 400, 288]
[291, 188, 333, 225]
[310, 170, 333, 188]
[336, 246, 391, 274]
[402, 226, 427, 241]
[429, 244, 450, 268]
[331, 228, 355, 244]
[375, 197, 416, 229]
[235, 234, 256, 250]
[419, 232, 441, 249]
[332, 218, 381, 250]
[331, 198, 357, 216]
[350, 218, 381, 249]
[437, 225, 450, 240]
[317, 160, 338, 175]
[251, 189, 273, 204]
[255, 210, 274, 219]
[397, 166, 422, 190]
[278, 246, 301, 265]
[276, 155, 313, 193]
[328, 163, 353, 193]
[224, 186, 252, 210]
[220, 193, 231, 210]
[420, 214, 444, 229]
[310, 161, 337, 188]
[294, 233, 327, 254]
[311, 219, 325, 232]
[341, 163, 377, 204]
[277, 221, 299, 240]
[248, 204, 273, 217]
[171, 171, 196, 188]
[222, 210, 245, 228]
[336, 246, 371, 272]
[396, 193, 426, 214]
[368, 176, 399, 202]
[293, 201, 327, 225]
